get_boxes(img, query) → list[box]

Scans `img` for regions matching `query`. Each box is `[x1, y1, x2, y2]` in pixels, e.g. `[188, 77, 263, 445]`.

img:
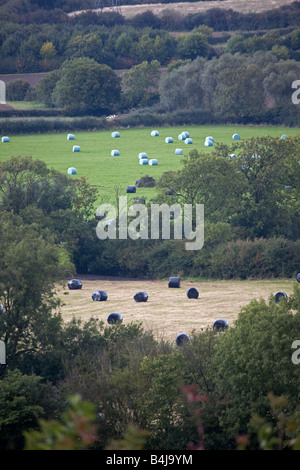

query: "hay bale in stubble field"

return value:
[187, 287, 199, 299]
[168, 277, 181, 288]
[107, 312, 123, 324]
[92, 290, 108, 301]
[134, 291, 148, 302]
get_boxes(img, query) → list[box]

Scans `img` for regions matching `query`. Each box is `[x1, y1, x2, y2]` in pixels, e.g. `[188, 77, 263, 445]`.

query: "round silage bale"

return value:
[134, 291, 148, 302]
[232, 133, 240, 140]
[165, 137, 174, 143]
[68, 279, 82, 290]
[111, 131, 120, 138]
[139, 152, 148, 159]
[176, 333, 190, 347]
[111, 149, 120, 156]
[213, 319, 228, 331]
[296, 273, 300, 283]
[2, 136, 9, 142]
[175, 148, 183, 155]
[126, 185, 136, 193]
[107, 313, 123, 324]
[68, 167, 77, 175]
[92, 290, 108, 301]
[149, 159, 158, 166]
[274, 291, 288, 303]
[139, 159, 148, 165]
[151, 130, 159, 136]
[187, 287, 199, 299]
[67, 134, 75, 140]
[73, 145, 80, 152]
[185, 138, 193, 144]
[168, 277, 181, 288]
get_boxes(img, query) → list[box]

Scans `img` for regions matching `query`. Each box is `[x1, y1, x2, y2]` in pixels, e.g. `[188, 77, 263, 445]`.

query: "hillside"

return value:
[71, 0, 298, 18]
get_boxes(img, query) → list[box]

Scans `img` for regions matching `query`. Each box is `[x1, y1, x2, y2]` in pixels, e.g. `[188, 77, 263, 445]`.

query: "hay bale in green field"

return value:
[175, 148, 183, 155]
[232, 133, 240, 140]
[139, 152, 148, 159]
[111, 149, 120, 156]
[139, 158, 148, 165]
[127, 185, 136, 193]
[67, 134, 75, 140]
[185, 138, 193, 144]
[111, 131, 120, 138]
[151, 130, 159, 136]
[149, 159, 158, 165]
[1, 136, 9, 142]
[68, 167, 77, 175]
[73, 145, 80, 152]
[165, 137, 174, 143]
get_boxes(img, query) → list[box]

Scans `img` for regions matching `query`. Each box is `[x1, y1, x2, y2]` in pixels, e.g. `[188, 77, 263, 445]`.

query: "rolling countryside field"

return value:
[57, 275, 296, 342]
[1, 124, 299, 203]
[1, 124, 298, 340]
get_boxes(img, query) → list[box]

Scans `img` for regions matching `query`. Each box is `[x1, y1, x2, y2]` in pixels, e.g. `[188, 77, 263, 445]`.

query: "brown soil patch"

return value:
[57, 276, 294, 343]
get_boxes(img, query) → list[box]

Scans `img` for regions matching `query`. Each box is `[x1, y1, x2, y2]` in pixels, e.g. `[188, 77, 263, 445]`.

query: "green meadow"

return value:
[1, 124, 299, 205]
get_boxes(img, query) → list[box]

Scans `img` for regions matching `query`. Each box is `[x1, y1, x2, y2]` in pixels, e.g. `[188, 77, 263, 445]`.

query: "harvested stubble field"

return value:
[57, 276, 295, 343]
[72, 0, 296, 18]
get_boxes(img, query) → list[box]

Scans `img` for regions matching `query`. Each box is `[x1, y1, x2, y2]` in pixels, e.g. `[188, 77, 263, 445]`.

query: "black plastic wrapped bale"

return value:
[107, 313, 123, 324]
[168, 277, 181, 288]
[68, 279, 82, 290]
[297, 273, 300, 283]
[176, 333, 190, 347]
[187, 287, 199, 299]
[213, 319, 228, 331]
[134, 291, 148, 302]
[274, 291, 288, 303]
[92, 290, 108, 301]
[126, 185, 136, 193]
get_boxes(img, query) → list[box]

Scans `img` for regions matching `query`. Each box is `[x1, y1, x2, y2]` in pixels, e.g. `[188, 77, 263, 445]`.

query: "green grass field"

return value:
[1, 124, 299, 205]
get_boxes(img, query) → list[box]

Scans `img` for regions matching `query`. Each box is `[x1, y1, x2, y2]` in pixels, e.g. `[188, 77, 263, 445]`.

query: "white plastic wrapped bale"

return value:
[178, 132, 187, 140]
[139, 159, 148, 165]
[175, 149, 183, 155]
[204, 139, 213, 146]
[232, 133, 240, 140]
[138, 152, 148, 159]
[165, 137, 174, 143]
[111, 131, 120, 137]
[67, 134, 75, 140]
[111, 149, 120, 156]
[149, 159, 158, 165]
[185, 138, 193, 144]
[68, 167, 77, 175]
[1, 136, 9, 142]
[151, 130, 159, 136]
[281, 134, 287, 140]
[73, 145, 80, 152]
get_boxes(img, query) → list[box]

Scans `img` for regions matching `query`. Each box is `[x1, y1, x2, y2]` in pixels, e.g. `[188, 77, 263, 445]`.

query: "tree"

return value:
[210, 284, 300, 445]
[65, 33, 104, 63]
[212, 63, 265, 119]
[177, 32, 210, 60]
[0, 370, 50, 450]
[52, 57, 121, 114]
[122, 60, 161, 109]
[0, 213, 68, 363]
[40, 41, 56, 60]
